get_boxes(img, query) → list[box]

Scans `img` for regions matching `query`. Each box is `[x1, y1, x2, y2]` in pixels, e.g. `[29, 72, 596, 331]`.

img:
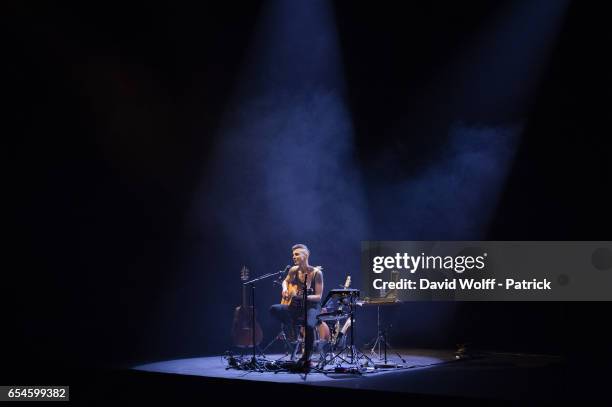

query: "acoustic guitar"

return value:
[280, 266, 322, 306]
[280, 280, 299, 305]
[231, 266, 263, 347]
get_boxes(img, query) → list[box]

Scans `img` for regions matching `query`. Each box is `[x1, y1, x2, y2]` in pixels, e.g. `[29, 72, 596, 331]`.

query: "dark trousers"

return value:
[269, 303, 321, 360]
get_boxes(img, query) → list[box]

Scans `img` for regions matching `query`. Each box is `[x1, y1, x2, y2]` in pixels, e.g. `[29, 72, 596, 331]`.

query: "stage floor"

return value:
[135, 348, 452, 383]
[133, 348, 567, 400]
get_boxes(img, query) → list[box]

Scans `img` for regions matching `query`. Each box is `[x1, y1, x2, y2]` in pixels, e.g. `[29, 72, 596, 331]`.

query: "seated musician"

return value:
[270, 244, 324, 367]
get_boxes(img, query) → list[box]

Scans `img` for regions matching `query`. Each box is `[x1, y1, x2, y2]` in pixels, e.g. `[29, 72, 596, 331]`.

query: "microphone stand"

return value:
[294, 272, 319, 374]
[243, 268, 287, 370]
[302, 273, 308, 364]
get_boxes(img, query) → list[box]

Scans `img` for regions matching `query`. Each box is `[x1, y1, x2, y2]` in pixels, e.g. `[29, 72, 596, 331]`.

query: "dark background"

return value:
[5, 0, 610, 380]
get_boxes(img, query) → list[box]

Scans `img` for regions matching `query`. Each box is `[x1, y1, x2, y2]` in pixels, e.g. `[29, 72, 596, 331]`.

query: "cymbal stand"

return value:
[368, 304, 406, 366]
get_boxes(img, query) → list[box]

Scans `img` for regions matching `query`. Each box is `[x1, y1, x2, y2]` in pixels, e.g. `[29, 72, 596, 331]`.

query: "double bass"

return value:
[231, 266, 263, 347]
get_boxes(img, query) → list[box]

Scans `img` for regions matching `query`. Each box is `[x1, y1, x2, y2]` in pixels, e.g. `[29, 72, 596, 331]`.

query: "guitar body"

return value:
[231, 305, 263, 347]
[280, 283, 299, 305]
[231, 266, 264, 348]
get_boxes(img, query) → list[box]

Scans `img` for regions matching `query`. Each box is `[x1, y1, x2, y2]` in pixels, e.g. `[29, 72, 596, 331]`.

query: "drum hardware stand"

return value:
[367, 304, 406, 366]
[317, 290, 373, 373]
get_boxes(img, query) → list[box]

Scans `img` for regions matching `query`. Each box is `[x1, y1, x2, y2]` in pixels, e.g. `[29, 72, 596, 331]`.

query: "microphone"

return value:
[273, 265, 291, 286]
[279, 265, 291, 277]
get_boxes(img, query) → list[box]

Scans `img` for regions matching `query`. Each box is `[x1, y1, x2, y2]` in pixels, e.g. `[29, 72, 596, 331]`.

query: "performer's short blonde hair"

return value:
[292, 243, 310, 258]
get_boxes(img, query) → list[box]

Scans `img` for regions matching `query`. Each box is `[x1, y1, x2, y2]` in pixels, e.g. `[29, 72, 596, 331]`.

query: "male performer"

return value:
[270, 244, 324, 368]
